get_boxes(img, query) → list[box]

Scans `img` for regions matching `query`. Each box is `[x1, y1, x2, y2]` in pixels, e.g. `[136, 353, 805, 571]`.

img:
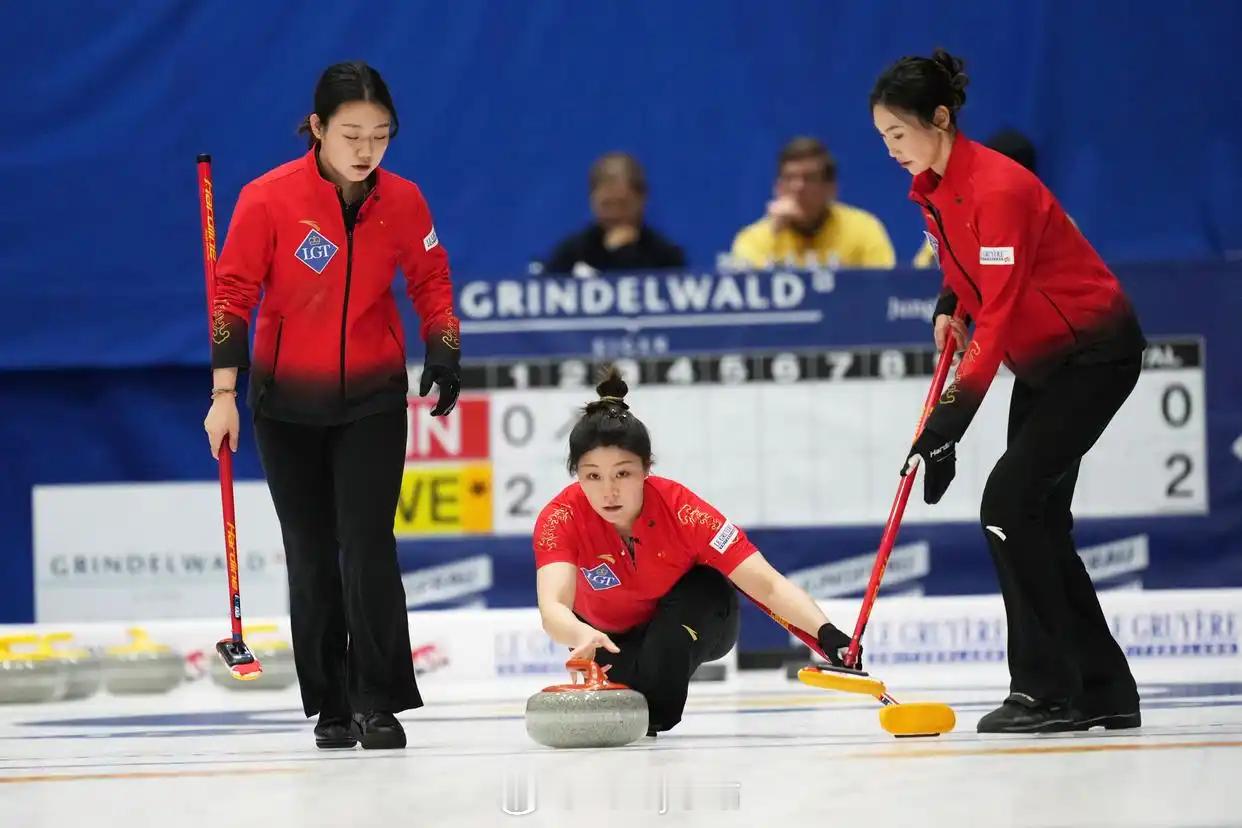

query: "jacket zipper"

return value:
[337, 189, 374, 402]
[922, 199, 982, 303]
[617, 535, 638, 572]
[339, 225, 354, 401]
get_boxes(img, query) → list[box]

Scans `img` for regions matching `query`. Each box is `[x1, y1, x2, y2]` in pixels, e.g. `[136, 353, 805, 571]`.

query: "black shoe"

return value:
[1073, 709, 1142, 730]
[352, 711, 406, 750]
[314, 715, 358, 750]
[1075, 686, 1141, 731]
[977, 693, 1080, 734]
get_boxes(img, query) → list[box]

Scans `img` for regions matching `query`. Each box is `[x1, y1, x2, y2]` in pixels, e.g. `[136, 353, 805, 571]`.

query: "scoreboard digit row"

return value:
[454, 338, 1201, 390]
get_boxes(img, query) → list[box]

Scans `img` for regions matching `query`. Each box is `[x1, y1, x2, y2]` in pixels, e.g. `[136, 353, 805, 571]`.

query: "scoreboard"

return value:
[395, 336, 1207, 539]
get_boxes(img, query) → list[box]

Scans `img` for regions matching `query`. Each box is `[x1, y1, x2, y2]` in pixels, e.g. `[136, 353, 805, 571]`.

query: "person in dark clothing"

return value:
[872, 50, 1146, 734]
[203, 61, 461, 751]
[540, 152, 685, 275]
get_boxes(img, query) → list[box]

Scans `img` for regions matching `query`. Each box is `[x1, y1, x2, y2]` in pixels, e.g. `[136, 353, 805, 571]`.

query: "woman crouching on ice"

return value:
[532, 368, 853, 735]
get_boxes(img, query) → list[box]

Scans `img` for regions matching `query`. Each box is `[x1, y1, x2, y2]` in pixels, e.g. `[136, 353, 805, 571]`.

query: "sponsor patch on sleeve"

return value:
[709, 521, 740, 554]
[979, 246, 1014, 265]
[423, 226, 439, 251]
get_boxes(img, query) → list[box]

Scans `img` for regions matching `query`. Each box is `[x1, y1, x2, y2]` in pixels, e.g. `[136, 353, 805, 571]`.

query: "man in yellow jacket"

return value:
[731, 137, 895, 269]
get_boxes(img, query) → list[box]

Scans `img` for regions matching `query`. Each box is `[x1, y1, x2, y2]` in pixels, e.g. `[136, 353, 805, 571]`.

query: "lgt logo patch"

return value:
[581, 562, 621, 591]
[296, 228, 339, 274]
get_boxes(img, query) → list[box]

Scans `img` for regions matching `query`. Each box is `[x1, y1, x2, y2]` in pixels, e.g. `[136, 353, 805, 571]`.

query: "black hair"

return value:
[567, 366, 653, 474]
[869, 48, 969, 128]
[297, 61, 400, 148]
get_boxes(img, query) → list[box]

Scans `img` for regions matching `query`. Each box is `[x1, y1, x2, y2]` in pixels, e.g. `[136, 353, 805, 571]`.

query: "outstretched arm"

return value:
[536, 563, 618, 659]
[727, 552, 828, 638]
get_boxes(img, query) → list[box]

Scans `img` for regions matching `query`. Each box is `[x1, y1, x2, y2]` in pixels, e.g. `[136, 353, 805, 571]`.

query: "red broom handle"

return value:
[197, 154, 243, 641]
[844, 312, 963, 667]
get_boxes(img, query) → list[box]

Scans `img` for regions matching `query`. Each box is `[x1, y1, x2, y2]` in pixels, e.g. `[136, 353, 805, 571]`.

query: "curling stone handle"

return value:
[564, 658, 610, 689]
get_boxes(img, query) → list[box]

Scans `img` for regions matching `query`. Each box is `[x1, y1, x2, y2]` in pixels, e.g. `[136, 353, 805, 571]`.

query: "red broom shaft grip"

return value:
[196, 155, 218, 339]
[844, 314, 963, 667]
[218, 441, 243, 638]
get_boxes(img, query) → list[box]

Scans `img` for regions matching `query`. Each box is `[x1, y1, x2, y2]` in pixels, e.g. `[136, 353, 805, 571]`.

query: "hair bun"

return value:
[583, 365, 630, 417]
[931, 48, 969, 106]
[594, 365, 629, 404]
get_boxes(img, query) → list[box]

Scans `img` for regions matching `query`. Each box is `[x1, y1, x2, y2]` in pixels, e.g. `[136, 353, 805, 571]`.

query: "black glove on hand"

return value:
[816, 622, 860, 670]
[419, 322, 461, 417]
[903, 427, 956, 505]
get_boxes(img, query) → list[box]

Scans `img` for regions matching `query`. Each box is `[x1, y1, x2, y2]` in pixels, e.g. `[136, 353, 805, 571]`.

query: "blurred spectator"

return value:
[731, 136, 895, 269]
[913, 128, 1042, 268]
[540, 152, 685, 275]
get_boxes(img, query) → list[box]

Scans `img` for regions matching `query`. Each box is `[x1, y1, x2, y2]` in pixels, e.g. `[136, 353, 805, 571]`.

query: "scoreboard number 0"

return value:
[502, 404, 534, 448]
[1161, 383, 1191, 428]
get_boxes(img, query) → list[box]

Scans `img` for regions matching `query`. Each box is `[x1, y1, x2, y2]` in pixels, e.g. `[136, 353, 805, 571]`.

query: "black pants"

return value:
[981, 356, 1141, 711]
[593, 566, 739, 731]
[253, 409, 422, 718]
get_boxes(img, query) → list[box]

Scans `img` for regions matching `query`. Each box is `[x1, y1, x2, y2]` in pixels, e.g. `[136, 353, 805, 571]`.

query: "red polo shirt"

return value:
[532, 476, 758, 633]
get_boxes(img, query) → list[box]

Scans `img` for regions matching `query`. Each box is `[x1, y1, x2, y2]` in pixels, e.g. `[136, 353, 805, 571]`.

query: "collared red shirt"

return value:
[533, 476, 757, 633]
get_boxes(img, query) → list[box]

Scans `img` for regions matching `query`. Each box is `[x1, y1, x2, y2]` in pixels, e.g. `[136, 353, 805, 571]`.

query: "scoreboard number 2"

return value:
[505, 474, 535, 517]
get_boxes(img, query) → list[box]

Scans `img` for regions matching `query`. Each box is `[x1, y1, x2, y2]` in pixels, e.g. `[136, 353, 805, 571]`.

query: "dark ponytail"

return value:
[870, 48, 969, 128]
[567, 366, 653, 473]
[297, 60, 400, 148]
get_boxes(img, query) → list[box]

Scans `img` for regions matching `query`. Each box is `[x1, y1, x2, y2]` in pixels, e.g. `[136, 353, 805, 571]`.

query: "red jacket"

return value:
[912, 135, 1144, 441]
[532, 476, 758, 633]
[211, 150, 459, 424]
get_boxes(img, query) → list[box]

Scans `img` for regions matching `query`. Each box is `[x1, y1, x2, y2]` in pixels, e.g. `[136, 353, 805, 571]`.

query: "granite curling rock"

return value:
[42, 633, 103, 701]
[0, 634, 69, 704]
[525, 659, 649, 748]
[209, 623, 297, 690]
[103, 627, 184, 695]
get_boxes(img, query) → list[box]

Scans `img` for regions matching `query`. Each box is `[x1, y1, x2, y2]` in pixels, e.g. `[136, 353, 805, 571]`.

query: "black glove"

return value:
[816, 622, 861, 670]
[902, 427, 956, 505]
[419, 322, 461, 417]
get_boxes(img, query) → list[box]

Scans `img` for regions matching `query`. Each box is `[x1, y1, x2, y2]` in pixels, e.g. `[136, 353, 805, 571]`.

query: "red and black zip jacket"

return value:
[211, 149, 459, 425]
[911, 134, 1145, 442]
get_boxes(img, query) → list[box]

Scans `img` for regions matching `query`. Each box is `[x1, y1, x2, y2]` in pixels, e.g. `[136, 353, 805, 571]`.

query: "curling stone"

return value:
[690, 661, 727, 682]
[525, 659, 649, 749]
[42, 633, 103, 701]
[0, 634, 69, 704]
[209, 624, 297, 690]
[103, 627, 184, 695]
